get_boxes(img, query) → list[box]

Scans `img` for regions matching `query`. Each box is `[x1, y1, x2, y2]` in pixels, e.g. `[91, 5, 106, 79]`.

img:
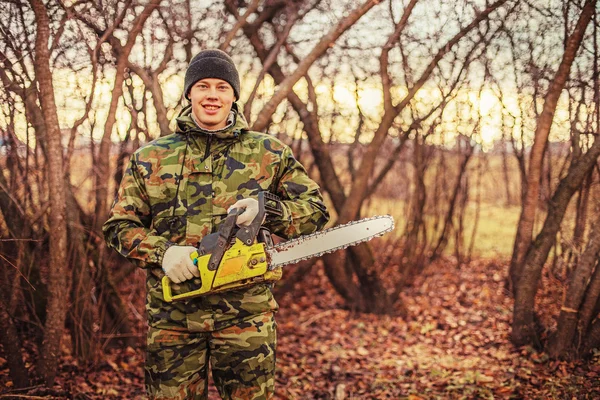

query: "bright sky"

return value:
[3, 66, 574, 153]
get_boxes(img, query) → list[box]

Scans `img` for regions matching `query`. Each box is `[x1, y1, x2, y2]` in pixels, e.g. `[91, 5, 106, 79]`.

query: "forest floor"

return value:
[2, 257, 600, 399]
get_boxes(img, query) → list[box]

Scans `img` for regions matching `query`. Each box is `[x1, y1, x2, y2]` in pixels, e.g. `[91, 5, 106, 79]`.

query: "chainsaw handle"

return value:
[236, 192, 277, 245]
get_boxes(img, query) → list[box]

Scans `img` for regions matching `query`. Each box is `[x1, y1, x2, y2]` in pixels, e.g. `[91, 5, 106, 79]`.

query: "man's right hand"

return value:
[161, 245, 199, 283]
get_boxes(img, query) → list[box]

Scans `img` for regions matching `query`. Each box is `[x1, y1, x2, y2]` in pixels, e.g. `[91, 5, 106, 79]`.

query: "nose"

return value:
[207, 86, 218, 98]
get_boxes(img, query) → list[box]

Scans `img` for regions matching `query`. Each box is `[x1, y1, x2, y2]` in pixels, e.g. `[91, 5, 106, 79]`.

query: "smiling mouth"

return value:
[203, 105, 221, 110]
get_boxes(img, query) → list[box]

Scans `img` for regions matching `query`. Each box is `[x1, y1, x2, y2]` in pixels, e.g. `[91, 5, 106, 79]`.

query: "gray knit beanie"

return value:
[184, 49, 240, 100]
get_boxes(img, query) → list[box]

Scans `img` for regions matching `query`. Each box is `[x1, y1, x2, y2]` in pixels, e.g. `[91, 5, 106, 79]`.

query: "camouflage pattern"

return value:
[103, 103, 328, 398]
[146, 312, 276, 399]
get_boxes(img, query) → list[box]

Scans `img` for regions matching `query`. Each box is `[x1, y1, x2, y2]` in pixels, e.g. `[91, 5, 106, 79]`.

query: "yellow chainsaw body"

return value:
[162, 238, 282, 302]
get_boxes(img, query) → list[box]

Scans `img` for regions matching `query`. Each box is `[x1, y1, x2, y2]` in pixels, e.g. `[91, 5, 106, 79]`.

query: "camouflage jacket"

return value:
[103, 104, 329, 331]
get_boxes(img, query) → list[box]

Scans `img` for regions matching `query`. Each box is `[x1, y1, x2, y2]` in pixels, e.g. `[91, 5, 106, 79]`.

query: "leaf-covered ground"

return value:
[2, 258, 600, 399]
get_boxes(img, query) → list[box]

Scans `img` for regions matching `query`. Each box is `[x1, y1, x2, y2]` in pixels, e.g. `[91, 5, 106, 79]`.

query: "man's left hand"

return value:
[228, 198, 264, 226]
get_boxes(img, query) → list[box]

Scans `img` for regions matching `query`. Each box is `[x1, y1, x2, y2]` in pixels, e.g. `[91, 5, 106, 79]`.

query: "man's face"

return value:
[189, 78, 235, 130]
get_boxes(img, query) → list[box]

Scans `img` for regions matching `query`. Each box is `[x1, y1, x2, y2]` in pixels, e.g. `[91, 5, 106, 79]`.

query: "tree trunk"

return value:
[510, 0, 597, 285]
[512, 137, 600, 347]
[273, 259, 318, 297]
[578, 249, 600, 344]
[0, 296, 29, 388]
[403, 135, 428, 272]
[572, 172, 592, 251]
[347, 243, 392, 313]
[582, 316, 600, 355]
[96, 257, 137, 349]
[431, 150, 473, 260]
[321, 253, 365, 311]
[547, 198, 600, 358]
[65, 187, 97, 362]
[30, 0, 70, 386]
[501, 138, 513, 206]
[151, 73, 172, 136]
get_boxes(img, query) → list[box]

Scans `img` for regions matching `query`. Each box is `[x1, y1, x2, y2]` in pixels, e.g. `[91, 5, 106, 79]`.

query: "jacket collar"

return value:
[175, 103, 249, 139]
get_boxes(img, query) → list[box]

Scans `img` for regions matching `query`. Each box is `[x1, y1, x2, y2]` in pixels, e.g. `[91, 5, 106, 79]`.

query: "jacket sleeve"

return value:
[102, 154, 172, 268]
[266, 145, 330, 239]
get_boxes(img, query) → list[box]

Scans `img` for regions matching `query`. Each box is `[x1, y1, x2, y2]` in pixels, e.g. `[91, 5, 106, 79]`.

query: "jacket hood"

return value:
[175, 102, 249, 139]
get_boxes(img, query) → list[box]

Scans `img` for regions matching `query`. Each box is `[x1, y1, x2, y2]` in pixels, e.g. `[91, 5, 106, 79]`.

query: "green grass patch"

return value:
[365, 198, 520, 259]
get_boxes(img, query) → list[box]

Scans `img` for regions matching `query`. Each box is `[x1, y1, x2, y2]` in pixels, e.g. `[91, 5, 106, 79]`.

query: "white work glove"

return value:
[228, 198, 264, 226]
[161, 245, 199, 283]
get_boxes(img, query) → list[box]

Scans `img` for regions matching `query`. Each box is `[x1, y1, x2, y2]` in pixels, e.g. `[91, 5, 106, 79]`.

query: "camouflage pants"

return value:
[146, 312, 276, 399]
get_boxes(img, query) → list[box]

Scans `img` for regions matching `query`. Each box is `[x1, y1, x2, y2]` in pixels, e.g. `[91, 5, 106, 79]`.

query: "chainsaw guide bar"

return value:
[267, 215, 395, 268]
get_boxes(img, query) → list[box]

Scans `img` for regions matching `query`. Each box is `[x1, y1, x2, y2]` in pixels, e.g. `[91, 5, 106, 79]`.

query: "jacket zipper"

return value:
[203, 134, 212, 162]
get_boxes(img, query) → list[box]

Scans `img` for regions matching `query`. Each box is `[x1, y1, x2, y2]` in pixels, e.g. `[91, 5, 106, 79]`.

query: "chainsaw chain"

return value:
[270, 215, 395, 268]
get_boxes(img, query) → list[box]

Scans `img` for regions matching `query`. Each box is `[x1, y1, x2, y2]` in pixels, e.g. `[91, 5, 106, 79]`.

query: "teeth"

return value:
[204, 105, 219, 110]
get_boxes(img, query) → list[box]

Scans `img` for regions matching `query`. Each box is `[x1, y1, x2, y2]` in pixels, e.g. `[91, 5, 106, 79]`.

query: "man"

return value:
[103, 49, 329, 399]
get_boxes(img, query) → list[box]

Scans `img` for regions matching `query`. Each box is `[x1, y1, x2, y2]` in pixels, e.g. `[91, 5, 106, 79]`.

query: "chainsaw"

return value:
[162, 192, 394, 302]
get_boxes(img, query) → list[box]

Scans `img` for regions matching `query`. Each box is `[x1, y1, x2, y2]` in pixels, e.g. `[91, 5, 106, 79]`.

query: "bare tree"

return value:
[510, 0, 597, 287]
[29, 0, 70, 385]
[225, 0, 512, 312]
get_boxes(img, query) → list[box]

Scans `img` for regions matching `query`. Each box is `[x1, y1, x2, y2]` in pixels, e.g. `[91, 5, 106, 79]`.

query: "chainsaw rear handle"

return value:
[236, 192, 281, 245]
[262, 191, 283, 217]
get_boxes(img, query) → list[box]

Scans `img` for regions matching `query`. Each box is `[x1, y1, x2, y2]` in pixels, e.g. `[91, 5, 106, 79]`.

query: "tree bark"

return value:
[30, 0, 70, 386]
[273, 259, 317, 296]
[96, 257, 137, 349]
[403, 135, 429, 272]
[578, 246, 600, 345]
[431, 149, 473, 260]
[582, 316, 600, 355]
[65, 187, 97, 362]
[510, 0, 597, 285]
[0, 296, 29, 388]
[512, 137, 600, 347]
[547, 198, 600, 358]
[501, 138, 513, 206]
[572, 172, 592, 251]
[321, 252, 366, 310]
[220, 0, 260, 51]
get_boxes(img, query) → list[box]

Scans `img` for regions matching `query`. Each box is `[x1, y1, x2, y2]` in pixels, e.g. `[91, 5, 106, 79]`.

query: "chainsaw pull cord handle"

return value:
[207, 208, 243, 271]
[236, 192, 267, 246]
